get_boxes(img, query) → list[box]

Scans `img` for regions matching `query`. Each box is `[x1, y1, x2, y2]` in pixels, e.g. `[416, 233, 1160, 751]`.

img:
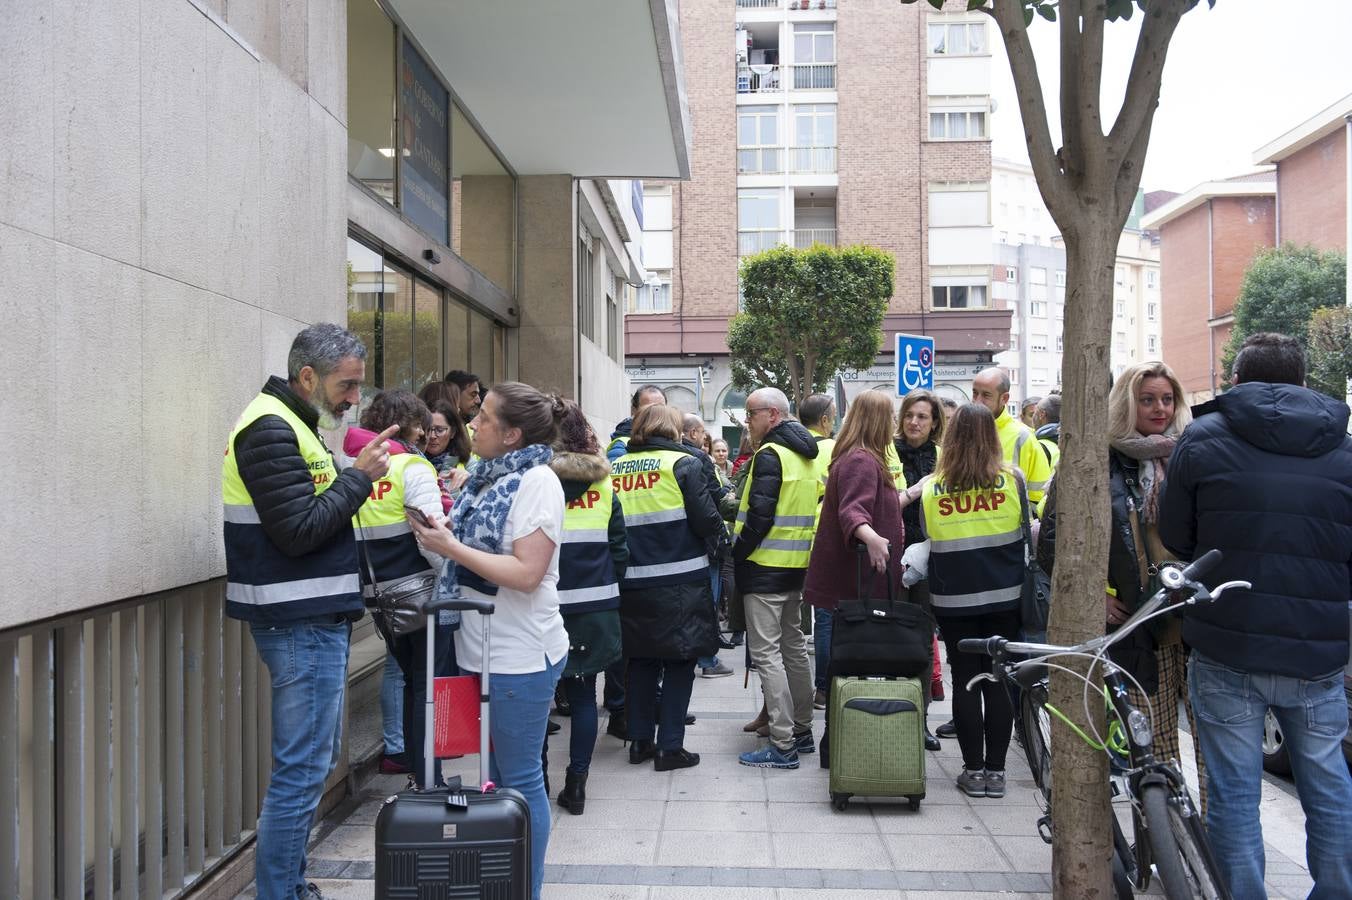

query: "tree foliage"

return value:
[728, 244, 893, 408]
[1307, 305, 1352, 400]
[1222, 243, 1347, 387]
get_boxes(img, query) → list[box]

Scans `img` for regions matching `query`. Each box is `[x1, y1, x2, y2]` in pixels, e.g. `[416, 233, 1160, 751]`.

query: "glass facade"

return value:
[346, 0, 396, 202]
[450, 104, 515, 292]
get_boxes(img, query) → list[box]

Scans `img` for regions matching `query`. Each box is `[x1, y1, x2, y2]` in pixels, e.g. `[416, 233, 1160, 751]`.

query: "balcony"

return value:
[738, 228, 787, 255]
[790, 146, 837, 173]
[738, 146, 784, 174]
[736, 0, 781, 7]
[794, 227, 837, 248]
[792, 63, 836, 90]
[737, 0, 838, 6]
[737, 64, 783, 94]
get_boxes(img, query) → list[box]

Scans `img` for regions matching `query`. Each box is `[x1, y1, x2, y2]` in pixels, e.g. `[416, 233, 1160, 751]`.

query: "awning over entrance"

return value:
[388, 0, 692, 179]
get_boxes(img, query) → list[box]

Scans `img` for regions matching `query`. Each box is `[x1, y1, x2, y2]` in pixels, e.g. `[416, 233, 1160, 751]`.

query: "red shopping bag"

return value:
[433, 674, 481, 757]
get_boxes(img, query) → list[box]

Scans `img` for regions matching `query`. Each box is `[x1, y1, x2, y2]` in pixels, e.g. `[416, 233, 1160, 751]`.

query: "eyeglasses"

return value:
[428, 426, 451, 436]
[746, 407, 773, 417]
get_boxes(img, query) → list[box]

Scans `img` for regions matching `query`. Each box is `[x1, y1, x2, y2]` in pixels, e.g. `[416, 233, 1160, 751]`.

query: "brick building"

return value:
[625, 0, 1010, 427]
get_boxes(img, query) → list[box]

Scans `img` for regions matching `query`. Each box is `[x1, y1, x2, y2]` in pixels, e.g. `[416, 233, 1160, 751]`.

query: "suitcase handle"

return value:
[426, 596, 496, 615]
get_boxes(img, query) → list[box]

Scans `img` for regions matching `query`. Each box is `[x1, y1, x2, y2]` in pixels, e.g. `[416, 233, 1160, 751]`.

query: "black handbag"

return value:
[1014, 473, 1051, 640]
[828, 544, 933, 679]
[357, 512, 437, 639]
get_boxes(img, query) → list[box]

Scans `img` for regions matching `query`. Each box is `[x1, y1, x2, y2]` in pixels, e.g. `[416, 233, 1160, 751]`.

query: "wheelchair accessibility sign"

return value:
[894, 333, 935, 394]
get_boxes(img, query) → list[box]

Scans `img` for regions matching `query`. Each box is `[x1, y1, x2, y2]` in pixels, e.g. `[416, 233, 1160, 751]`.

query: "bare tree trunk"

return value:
[1047, 222, 1119, 896]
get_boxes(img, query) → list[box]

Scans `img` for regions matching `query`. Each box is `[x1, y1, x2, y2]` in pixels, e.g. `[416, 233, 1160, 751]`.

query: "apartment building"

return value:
[626, 0, 1010, 427]
[992, 158, 1163, 412]
[0, 1, 688, 895]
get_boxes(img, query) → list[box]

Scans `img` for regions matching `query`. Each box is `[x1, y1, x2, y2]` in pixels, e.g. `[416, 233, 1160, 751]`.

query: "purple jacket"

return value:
[803, 447, 906, 610]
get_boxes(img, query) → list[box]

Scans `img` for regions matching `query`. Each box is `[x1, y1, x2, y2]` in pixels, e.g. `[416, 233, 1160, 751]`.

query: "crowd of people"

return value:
[223, 323, 1351, 900]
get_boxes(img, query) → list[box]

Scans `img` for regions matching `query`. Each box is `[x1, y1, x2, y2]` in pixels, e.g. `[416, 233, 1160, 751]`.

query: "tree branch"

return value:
[985, 3, 1069, 219]
[1078, 0, 1105, 162]
[1106, 0, 1188, 168]
[1058, 0, 1084, 182]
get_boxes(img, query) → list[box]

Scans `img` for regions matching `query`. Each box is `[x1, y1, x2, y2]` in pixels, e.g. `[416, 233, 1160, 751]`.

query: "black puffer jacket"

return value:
[618, 437, 723, 661]
[895, 438, 938, 549]
[683, 437, 733, 558]
[234, 376, 373, 557]
[733, 421, 820, 593]
[1160, 382, 1352, 679]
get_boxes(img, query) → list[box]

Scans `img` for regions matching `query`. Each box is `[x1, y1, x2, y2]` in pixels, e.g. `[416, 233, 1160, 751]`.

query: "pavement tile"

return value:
[881, 833, 1009, 873]
[551, 798, 667, 831]
[584, 771, 674, 800]
[965, 801, 1047, 836]
[668, 772, 768, 802]
[871, 801, 984, 835]
[777, 890, 903, 900]
[655, 829, 775, 868]
[337, 797, 387, 827]
[992, 834, 1053, 873]
[771, 831, 890, 870]
[544, 826, 658, 866]
[309, 825, 374, 860]
[301, 880, 373, 899]
[661, 800, 770, 831]
[767, 800, 879, 833]
[648, 889, 761, 900]
[545, 886, 647, 900]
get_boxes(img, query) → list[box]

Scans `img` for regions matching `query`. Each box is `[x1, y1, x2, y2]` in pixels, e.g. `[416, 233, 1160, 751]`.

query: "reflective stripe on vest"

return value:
[353, 452, 437, 595]
[558, 478, 620, 611]
[221, 392, 361, 621]
[733, 442, 818, 569]
[921, 472, 1024, 614]
[612, 448, 708, 589]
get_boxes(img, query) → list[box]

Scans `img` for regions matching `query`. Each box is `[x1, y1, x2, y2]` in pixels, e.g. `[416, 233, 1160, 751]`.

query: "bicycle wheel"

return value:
[1018, 684, 1053, 800]
[1141, 783, 1226, 900]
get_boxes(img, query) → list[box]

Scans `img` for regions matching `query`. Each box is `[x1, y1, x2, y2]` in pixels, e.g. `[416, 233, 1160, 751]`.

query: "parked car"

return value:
[1261, 669, 1352, 776]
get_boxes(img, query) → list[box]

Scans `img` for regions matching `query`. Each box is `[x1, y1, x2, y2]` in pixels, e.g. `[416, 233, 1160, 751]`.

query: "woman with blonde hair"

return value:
[803, 390, 910, 763]
[1037, 360, 1203, 805]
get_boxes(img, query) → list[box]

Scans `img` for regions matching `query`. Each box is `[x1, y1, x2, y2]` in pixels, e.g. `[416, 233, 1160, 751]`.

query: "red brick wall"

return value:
[1278, 130, 1347, 252]
[1211, 196, 1275, 318]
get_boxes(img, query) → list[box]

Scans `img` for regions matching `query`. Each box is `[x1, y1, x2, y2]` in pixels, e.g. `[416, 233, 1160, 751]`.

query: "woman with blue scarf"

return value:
[409, 382, 569, 900]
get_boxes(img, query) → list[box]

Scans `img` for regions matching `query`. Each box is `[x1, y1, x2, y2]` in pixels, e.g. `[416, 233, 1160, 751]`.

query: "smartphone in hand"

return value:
[403, 505, 433, 527]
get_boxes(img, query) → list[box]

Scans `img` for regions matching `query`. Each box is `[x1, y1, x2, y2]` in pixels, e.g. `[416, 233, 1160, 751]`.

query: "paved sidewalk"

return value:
[241, 657, 1316, 899]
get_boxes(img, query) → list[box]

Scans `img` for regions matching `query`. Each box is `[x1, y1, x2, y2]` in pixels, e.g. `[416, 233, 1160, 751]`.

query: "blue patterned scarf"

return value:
[436, 443, 554, 603]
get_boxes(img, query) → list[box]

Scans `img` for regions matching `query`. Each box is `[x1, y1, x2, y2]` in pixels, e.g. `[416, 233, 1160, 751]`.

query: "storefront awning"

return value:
[388, 0, 691, 179]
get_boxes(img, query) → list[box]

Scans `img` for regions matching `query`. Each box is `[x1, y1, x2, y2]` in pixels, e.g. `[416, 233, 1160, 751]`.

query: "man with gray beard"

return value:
[221, 323, 395, 899]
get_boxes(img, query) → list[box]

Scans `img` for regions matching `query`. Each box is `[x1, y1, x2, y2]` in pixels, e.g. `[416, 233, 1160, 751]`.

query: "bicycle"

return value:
[958, 549, 1250, 900]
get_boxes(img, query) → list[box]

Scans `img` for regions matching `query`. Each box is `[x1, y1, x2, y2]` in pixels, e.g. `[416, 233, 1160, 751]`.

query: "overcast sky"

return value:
[989, 0, 1352, 195]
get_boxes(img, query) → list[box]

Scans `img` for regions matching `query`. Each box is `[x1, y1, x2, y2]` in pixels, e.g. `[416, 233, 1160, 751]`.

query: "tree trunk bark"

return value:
[1048, 222, 1119, 898]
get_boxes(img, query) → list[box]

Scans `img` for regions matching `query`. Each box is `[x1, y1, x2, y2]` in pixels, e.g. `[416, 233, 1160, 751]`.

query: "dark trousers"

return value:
[389, 618, 457, 788]
[602, 660, 626, 712]
[940, 609, 1020, 772]
[626, 657, 696, 751]
[560, 674, 599, 774]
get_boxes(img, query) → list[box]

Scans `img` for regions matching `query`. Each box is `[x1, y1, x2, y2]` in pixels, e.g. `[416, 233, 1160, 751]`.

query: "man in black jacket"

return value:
[222, 323, 394, 900]
[1160, 332, 1352, 900]
[733, 388, 820, 769]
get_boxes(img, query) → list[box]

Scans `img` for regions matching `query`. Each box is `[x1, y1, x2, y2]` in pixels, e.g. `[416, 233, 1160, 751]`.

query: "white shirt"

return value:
[454, 465, 569, 675]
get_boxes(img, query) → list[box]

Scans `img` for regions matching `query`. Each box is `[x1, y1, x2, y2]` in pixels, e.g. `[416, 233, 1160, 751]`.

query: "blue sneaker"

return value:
[739, 745, 800, 769]
[792, 730, 816, 754]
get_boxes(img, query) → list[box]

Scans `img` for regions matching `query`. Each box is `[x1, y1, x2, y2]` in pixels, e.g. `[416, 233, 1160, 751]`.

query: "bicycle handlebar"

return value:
[958, 637, 1006, 657]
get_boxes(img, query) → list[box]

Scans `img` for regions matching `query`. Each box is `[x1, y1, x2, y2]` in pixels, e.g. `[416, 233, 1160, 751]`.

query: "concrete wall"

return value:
[1277, 131, 1348, 252]
[0, 0, 347, 630]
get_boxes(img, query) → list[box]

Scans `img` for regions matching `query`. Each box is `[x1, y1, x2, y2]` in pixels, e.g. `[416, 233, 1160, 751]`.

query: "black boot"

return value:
[606, 709, 627, 740]
[557, 771, 587, 815]
[629, 740, 656, 764]
[925, 728, 941, 752]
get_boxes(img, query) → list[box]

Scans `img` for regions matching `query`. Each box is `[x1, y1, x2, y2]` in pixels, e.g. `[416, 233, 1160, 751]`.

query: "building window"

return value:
[929, 182, 990, 226]
[1147, 334, 1158, 355]
[347, 0, 397, 203]
[1030, 300, 1047, 317]
[1030, 333, 1048, 353]
[1115, 266, 1125, 285]
[1009, 333, 1019, 350]
[929, 107, 987, 140]
[792, 24, 836, 89]
[737, 106, 781, 174]
[928, 20, 987, 56]
[607, 285, 620, 361]
[631, 279, 672, 314]
[1116, 330, 1127, 347]
[931, 266, 989, 310]
[1055, 269, 1066, 287]
[1115, 299, 1125, 317]
[1005, 266, 1017, 281]
[791, 104, 837, 172]
[1147, 269, 1158, 289]
[1032, 368, 1049, 385]
[1147, 301, 1158, 321]
[1052, 303, 1064, 320]
[1009, 369, 1020, 385]
[738, 188, 782, 255]
[1029, 266, 1047, 285]
[1056, 334, 1064, 352]
[577, 232, 595, 341]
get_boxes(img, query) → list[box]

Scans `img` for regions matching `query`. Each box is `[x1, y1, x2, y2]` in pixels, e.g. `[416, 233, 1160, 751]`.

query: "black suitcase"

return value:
[374, 595, 531, 899]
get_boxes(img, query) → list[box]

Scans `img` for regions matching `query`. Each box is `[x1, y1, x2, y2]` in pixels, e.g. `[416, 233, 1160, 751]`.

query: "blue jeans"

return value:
[381, 649, 404, 756]
[1189, 653, 1352, 900]
[486, 655, 566, 900]
[813, 606, 833, 690]
[627, 657, 696, 750]
[249, 618, 351, 900]
[698, 565, 723, 669]
[560, 674, 599, 774]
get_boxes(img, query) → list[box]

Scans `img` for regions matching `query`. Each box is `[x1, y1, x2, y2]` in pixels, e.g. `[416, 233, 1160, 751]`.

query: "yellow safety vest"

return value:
[559, 478, 621, 610]
[612, 448, 708, 588]
[995, 410, 1051, 506]
[920, 470, 1024, 615]
[810, 435, 836, 534]
[352, 452, 438, 596]
[1038, 437, 1061, 471]
[222, 392, 361, 621]
[883, 441, 910, 492]
[734, 442, 818, 569]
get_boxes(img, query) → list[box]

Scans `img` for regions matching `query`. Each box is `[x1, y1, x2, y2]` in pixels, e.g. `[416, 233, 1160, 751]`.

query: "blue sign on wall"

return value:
[894, 333, 935, 394]
[400, 37, 449, 244]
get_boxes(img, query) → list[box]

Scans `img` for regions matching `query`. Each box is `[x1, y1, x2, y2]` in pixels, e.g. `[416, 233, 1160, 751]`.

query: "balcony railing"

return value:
[736, 64, 783, 94]
[738, 229, 788, 255]
[790, 146, 837, 173]
[794, 227, 838, 248]
[737, 147, 784, 174]
[793, 63, 836, 90]
[735, 0, 781, 7]
[736, 0, 838, 7]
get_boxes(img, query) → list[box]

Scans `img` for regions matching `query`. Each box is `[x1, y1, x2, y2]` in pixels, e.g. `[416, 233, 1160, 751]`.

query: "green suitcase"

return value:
[828, 675, 926, 811]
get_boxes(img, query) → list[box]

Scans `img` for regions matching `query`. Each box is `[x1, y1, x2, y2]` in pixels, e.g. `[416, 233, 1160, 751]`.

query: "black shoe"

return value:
[684, 714, 697, 726]
[717, 636, 737, 650]
[654, 748, 701, 771]
[629, 740, 656, 764]
[547, 719, 561, 735]
[936, 719, 957, 739]
[606, 710, 627, 740]
[553, 682, 571, 717]
[557, 771, 587, 815]
[925, 730, 941, 752]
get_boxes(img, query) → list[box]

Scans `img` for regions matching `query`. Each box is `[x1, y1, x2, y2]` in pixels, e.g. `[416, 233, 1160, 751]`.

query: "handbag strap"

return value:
[854, 542, 899, 609]
[354, 510, 382, 597]
[1012, 470, 1037, 576]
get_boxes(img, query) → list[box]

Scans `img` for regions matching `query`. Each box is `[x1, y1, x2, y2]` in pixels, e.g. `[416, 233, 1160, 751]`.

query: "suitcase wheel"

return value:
[907, 796, 921, 812]
[831, 792, 851, 812]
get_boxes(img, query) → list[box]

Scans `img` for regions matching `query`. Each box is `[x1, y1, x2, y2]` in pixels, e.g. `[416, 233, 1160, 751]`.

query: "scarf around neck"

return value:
[1109, 432, 1176, 524]
[436, 442, 554, 602]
